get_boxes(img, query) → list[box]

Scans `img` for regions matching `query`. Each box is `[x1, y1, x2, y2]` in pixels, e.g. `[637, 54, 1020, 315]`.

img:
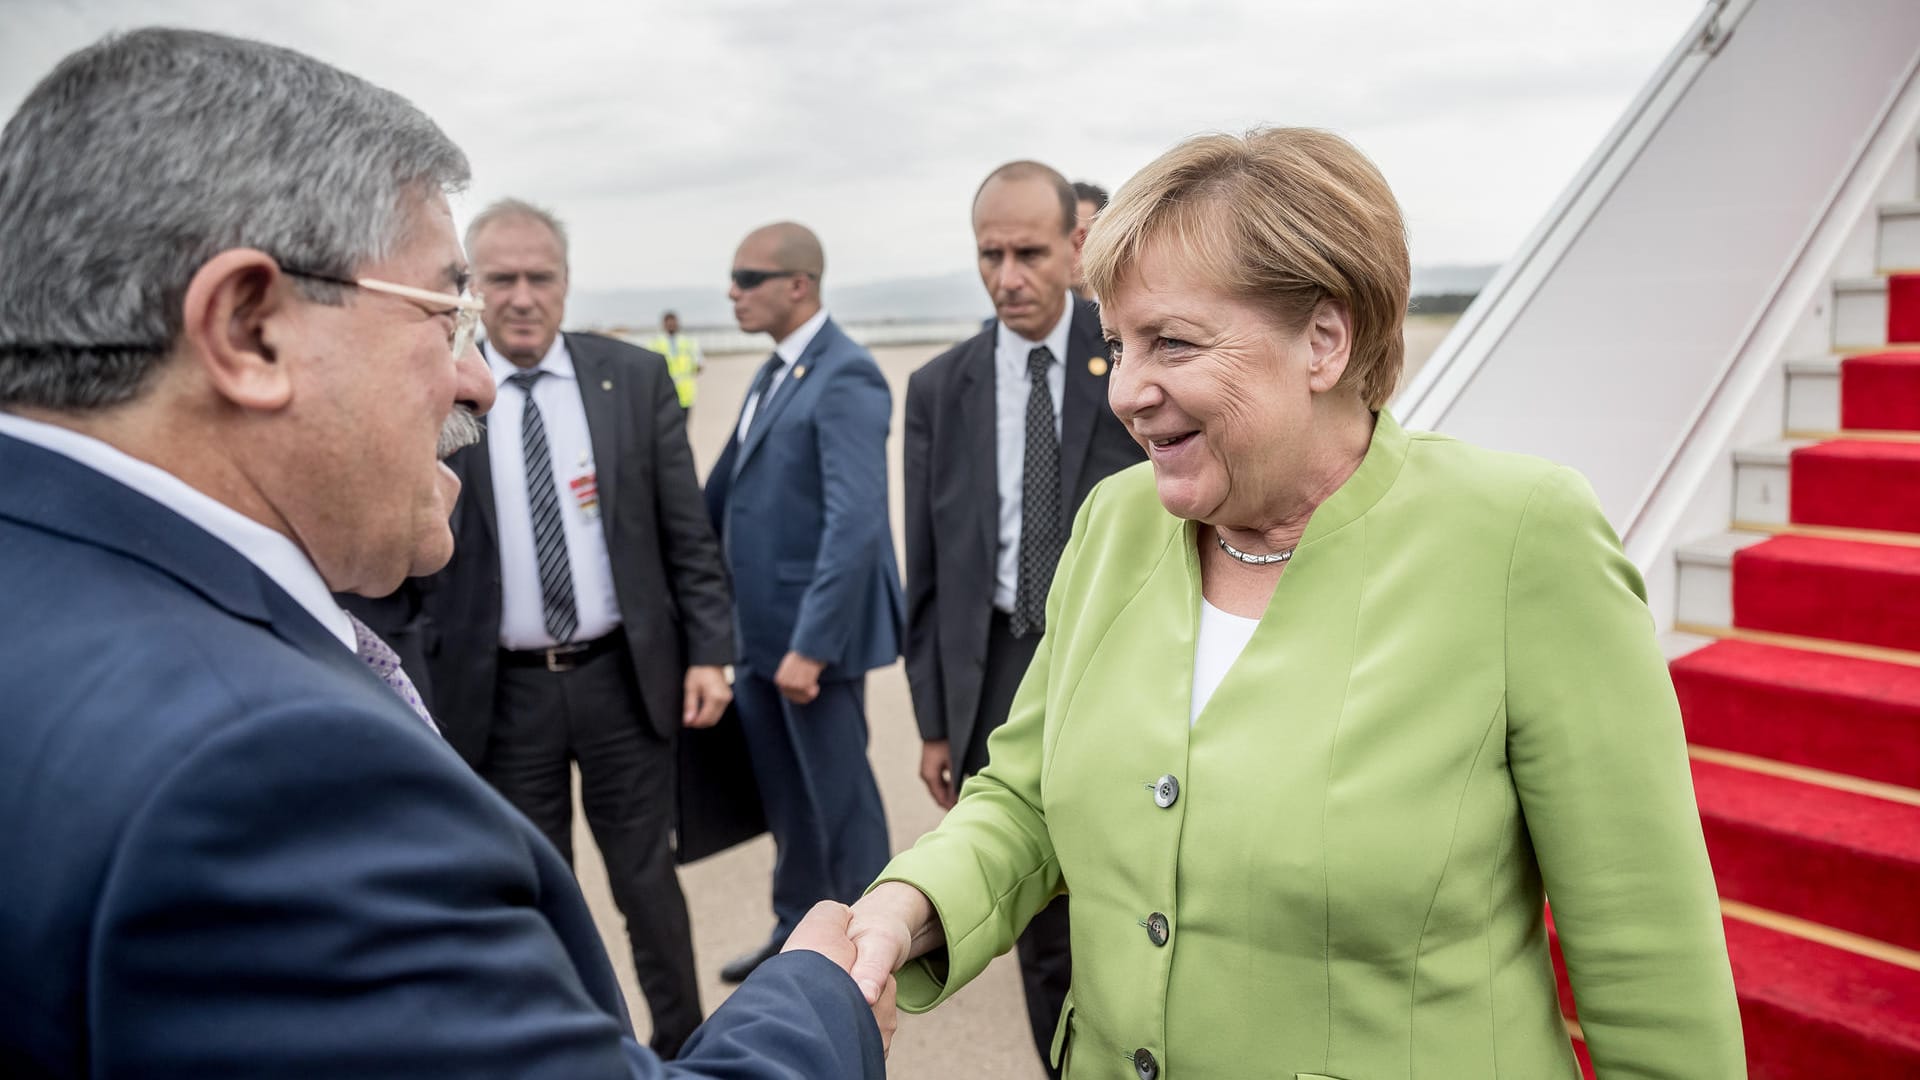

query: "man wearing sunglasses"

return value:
[0, 28, 890, 1079]
[706, 223, 905, 984]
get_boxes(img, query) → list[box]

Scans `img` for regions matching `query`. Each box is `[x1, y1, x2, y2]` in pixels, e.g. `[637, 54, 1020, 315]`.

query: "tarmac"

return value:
[567, 314, 1456, 1077]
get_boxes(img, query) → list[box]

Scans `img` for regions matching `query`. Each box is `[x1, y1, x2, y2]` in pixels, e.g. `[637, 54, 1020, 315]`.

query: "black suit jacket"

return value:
[421, 332, 734, 766]
[902, 297, 1144, 762]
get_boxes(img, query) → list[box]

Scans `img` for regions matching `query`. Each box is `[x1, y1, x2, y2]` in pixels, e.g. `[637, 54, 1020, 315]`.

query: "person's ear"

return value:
[1304, 298, 1353, 394]
[179, 249, 298, 412]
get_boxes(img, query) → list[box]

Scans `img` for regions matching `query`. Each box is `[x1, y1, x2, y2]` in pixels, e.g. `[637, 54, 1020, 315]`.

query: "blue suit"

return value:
[705, 316, 904, 937]
[0, 432, 885, 1079]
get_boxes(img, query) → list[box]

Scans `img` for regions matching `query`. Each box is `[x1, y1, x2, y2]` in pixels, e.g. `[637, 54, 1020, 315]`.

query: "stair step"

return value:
[1549, 910, 1920, 1079]
[1693, 758, 1920, 952]
[1725, 915, 1920, 1080]
[1790, 440, 1920, 534]
[1733, 535, 1920, 653]
[1841, 350, 1920, 431]
[1733, 443, 1807, 528]
[1893, 274, 1920, 344]
[1674, 640, 1920, 789]
[1676, 532, 1771, 627]
[1835, 278, 1890, 350]
[1883, 202, 1920, 272]
[1785, 354, 1841, 434]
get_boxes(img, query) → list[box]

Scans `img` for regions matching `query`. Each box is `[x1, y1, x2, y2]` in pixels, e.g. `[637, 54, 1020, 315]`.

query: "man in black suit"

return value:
[420, 198, 733, 1059]
[901, 161, 1144, 1076]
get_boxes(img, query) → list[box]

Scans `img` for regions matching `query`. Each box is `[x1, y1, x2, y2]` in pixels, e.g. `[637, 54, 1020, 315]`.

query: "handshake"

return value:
[780, 883, 941, 1056]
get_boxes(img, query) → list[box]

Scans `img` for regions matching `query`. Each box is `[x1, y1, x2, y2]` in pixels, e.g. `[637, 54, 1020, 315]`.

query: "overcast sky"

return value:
[6, 0, 1703, 294]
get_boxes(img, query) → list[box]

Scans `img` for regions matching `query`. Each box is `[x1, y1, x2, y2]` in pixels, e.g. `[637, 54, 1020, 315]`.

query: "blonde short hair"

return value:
[1083, 128, 1410, 409]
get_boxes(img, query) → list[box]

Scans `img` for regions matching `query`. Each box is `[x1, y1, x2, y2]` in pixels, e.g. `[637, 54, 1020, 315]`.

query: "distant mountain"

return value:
[569, 264, 1500, 332]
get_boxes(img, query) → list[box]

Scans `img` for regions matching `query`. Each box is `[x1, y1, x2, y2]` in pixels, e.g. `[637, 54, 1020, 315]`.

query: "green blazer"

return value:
[876, 411, 1743, 1079]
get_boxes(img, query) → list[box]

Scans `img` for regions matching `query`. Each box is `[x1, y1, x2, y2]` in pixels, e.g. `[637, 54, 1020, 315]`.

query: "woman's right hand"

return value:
[846, 882, 938, 1005]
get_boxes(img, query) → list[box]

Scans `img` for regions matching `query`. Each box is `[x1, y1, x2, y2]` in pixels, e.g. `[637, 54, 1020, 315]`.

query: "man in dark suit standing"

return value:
[418, 198, 731, 1058]
[902, 161, 1144, 1075]
[706, 223, 905, 983]
[0, 27, 890, 1078]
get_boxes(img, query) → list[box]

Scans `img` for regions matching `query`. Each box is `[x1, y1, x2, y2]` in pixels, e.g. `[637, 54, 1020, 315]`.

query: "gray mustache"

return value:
[437, 406, 482, 459]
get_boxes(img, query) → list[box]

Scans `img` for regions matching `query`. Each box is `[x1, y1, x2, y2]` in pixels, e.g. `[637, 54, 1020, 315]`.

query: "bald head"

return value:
[746, 221, 826, 280]
[730, 221, 827, 339]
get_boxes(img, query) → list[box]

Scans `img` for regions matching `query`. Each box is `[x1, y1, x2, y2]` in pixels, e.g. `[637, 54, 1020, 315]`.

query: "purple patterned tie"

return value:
[345, 612, 440, 735]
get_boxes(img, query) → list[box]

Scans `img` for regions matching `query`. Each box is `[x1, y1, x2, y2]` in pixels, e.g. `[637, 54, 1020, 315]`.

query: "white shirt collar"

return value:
[0, 410, 357, 651]
[774, 308, 830, 365]
[995, 295, 1074, 369]
[487, 333, 574, 384]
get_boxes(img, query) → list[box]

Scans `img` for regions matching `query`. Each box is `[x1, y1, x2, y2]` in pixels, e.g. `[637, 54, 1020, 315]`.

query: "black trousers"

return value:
[482, 637, 701, 1058]
[963, 611, 1071, 1080]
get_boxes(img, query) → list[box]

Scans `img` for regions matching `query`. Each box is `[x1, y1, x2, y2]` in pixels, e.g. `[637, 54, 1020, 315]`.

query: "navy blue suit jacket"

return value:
[705, 317, 905, 677]
[0, 431, 884, 1079]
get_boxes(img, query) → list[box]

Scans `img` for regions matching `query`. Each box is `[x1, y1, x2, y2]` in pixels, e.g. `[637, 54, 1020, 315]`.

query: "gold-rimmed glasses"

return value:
[281, 266, 485, 358]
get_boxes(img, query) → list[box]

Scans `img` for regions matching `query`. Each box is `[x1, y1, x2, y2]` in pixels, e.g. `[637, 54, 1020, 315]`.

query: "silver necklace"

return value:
[1216, 533, 1294, 566]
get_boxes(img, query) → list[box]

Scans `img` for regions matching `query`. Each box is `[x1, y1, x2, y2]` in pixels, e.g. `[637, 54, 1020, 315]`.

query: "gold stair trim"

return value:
[1730, 519, 1920, 548]
[1673, 622, 1920, 669]
[1783, 428, 1920, 445]
[1722, 900, 1920, 973]
[1688, 746, 1920, 810]
[1563, 1016, 1585, 1043]
[1836, 342, 1920, 353]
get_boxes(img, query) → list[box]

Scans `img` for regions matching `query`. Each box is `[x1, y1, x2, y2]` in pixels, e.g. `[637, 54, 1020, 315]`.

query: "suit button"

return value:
[1145, 912, 1169, 946]
[1133, 1047, 1159, 1080]
[1152, 774, 1179, 808]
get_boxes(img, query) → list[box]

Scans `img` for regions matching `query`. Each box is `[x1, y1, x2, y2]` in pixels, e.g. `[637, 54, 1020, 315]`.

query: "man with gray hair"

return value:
[415, 196, 733, 1059]
[0, 27, 890, 1078]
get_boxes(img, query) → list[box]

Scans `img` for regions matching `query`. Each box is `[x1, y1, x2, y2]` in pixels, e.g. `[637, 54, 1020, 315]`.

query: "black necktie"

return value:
[1012, 346, 1063, 638]
[743, 351, 786, 438]
[506, 369, 578, 642]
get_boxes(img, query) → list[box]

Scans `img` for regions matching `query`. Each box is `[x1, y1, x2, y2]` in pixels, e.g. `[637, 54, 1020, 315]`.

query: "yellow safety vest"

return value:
[647, 334, 699, 408]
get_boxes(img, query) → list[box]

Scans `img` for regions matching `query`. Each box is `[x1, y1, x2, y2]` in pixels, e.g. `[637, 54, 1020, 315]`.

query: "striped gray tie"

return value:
[507, 370, 578, 642]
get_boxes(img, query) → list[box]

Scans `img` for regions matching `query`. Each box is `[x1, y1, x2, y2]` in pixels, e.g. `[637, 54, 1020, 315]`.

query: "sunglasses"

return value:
[730, 268, 812, 290]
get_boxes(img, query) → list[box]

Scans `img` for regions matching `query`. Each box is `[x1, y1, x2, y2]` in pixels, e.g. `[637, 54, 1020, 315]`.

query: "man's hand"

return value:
[919, 739, 956, 810]
[682, 665, 731, 728]
[784, 901, 899, 1055]
[774, 650, 826, 705]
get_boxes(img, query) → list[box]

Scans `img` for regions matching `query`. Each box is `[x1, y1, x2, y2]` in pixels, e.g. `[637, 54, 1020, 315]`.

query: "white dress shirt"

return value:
[485, 337, 622, 649]
[736, 306, 830, 442]
[0, 411, 356, 651]
[992, 298, 1073, 612]
[1190, 597, 1261, 726]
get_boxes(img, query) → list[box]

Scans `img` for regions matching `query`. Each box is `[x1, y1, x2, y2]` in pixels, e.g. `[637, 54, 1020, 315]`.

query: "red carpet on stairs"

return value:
[1889, 272, 1920, 344]
[1840, 350, 1920, 430]
[1672, 640, 1920, 788]
[1725, 918, 1920, 1080]
[1690, 758, 1920, 951]
[1731, 535, 1920, 651]
[1790, 440, 1920, 532]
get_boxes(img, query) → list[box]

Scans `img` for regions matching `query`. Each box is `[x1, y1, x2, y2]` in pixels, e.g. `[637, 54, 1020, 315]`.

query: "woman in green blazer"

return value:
[846, 128, 1744, 1079]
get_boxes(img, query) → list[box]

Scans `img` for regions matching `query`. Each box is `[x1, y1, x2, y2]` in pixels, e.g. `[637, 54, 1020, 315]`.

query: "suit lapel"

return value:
[733, 320, 832, 479]
[568, 335, 622, 530]
[956, 331, 1000, 570]
[1058, 299, 1111, 505]
[456, 418, 498, 547]
[0, 433, 389, 695]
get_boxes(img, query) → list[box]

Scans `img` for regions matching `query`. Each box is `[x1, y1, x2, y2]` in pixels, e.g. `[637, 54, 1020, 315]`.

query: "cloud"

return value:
[3, 0, 1700, 290]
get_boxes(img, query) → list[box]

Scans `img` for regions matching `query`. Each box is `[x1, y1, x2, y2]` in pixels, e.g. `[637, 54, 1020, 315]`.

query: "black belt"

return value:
[499, 631, 622, 673]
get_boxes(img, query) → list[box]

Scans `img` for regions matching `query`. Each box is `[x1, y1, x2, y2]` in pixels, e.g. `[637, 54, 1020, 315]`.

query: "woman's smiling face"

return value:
[1101, 239, 1351, 529]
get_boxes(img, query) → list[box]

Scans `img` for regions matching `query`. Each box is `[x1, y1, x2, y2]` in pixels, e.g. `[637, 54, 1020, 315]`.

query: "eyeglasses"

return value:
[730, 268, 812, 291]
[281, 266, 485, 358]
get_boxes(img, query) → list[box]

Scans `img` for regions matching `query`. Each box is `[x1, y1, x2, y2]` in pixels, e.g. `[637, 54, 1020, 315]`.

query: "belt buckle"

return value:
[544, 646, 574, 673]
